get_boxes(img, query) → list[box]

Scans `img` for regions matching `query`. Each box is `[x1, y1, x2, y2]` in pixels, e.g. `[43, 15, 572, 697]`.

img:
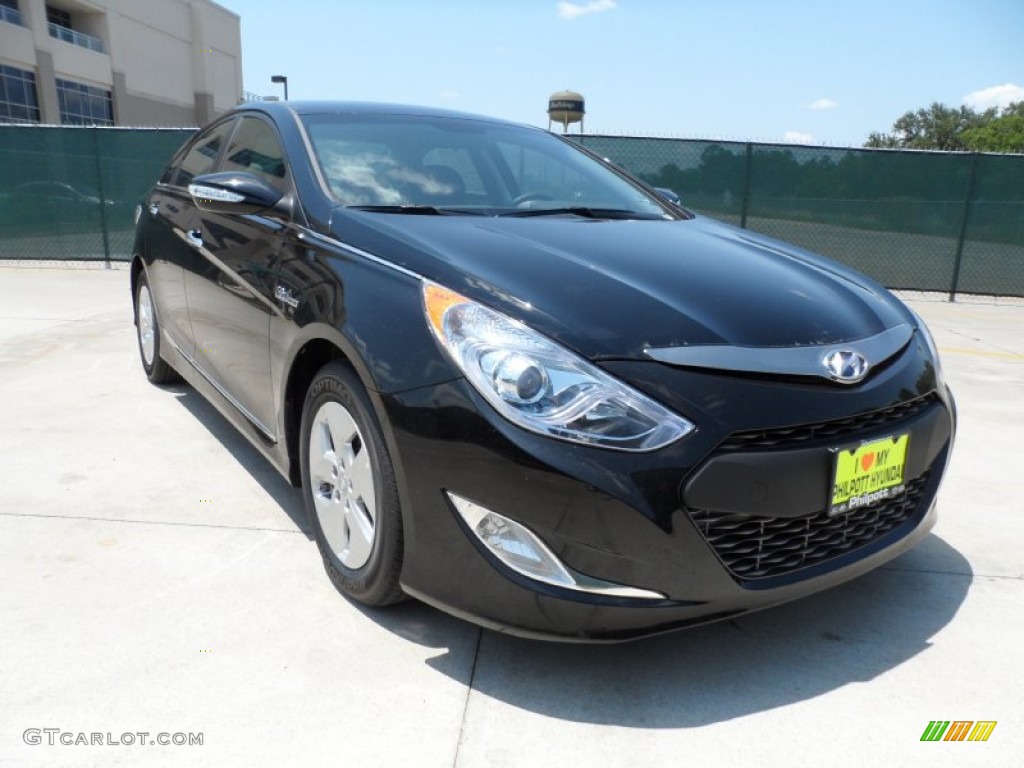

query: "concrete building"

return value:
[0, 0, 241, 126]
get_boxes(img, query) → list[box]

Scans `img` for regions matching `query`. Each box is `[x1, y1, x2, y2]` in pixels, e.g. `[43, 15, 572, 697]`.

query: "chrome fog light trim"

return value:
[448, 492, 667, 600]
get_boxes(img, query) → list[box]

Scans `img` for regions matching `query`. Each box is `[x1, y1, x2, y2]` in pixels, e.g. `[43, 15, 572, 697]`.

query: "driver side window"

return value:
[221, 117, 287, 190]
[172, 119, 236, 187]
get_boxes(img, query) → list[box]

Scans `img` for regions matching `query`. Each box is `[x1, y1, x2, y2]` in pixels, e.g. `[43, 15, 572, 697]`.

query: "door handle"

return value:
[186, 229, 203, 249]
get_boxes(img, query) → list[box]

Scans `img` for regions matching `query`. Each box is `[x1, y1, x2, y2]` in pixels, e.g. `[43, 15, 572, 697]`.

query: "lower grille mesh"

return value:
[689, 473, 930, 580]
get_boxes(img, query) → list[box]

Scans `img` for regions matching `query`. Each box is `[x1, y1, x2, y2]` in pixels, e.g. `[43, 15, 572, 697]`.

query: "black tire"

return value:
[135, 271, 179, 384]
[300, 361, 405, 606]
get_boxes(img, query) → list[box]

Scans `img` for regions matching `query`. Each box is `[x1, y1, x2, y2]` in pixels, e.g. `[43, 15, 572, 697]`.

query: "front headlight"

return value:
[423, 282, 694, 451]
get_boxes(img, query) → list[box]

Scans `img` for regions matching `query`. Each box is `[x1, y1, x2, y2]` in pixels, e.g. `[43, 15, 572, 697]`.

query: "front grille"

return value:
[689, 472, 930, 580]
[721, 394, 937, 451]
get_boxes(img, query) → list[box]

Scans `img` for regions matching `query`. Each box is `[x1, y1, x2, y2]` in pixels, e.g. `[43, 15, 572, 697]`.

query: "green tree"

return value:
[865, 102, 995, 151]
[962, 102, 1024, 152]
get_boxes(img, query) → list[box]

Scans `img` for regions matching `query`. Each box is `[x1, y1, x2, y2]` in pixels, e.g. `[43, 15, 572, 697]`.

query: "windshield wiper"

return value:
[347, 204, 483, 216]
[497, 206, 662, 220]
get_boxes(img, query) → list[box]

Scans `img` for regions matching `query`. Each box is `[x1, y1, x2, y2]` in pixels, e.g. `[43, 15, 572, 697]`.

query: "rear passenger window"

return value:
[173, 120, 235, 187]
[222, 117, 287, 189]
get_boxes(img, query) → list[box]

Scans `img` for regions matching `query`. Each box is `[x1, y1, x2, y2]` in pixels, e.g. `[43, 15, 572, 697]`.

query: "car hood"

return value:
[328, 209, 912, 361]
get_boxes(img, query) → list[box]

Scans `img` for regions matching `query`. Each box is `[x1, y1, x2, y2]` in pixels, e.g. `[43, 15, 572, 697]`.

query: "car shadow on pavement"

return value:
[163, 384, 974, 726]
[170, 386, 311, 538]
[422, 535, 972, 728]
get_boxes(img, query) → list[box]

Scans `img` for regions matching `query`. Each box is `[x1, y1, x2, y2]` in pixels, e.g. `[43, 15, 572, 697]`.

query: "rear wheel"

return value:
[300, 361, 405, 606]
[135, 272, 179, 384]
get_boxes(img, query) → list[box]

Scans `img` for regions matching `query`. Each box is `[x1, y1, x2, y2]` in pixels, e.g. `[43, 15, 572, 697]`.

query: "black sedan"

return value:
[131, 101, 955, 641]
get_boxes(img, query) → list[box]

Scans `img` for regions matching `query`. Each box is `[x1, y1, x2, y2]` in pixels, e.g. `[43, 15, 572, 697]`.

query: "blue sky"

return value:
[216, 0, 1024, 147]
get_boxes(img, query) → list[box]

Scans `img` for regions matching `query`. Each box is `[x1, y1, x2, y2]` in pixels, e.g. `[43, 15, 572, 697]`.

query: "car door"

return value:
[143, 118, 237, 359]
[181, 115, 292, 439]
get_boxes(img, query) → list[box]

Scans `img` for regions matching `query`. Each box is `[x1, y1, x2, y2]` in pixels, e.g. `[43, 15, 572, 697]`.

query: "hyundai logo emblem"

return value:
[823, 349, 870, 383]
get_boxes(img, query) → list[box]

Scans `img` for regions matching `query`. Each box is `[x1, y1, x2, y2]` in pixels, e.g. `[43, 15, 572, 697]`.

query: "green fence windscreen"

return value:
[0, 126, 1021, 297]
[0, 125, 192, 262]
[575, 135, 1024, 298]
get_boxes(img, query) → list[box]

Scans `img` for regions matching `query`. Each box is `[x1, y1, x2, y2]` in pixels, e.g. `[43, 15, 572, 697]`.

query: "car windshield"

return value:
[299, 112, 673, 218]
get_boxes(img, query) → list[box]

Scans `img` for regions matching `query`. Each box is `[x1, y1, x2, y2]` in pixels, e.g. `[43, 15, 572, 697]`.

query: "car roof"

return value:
[232, 100, 530, 129]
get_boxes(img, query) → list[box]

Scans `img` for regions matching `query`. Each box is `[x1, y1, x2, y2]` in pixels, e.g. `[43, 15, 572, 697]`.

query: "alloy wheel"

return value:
[308, 401, 377, 569]
[137, 284, 156, 366]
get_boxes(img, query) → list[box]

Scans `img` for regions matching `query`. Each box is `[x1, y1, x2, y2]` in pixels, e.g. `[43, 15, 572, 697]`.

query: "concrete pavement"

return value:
[0, 264, 1021, 767]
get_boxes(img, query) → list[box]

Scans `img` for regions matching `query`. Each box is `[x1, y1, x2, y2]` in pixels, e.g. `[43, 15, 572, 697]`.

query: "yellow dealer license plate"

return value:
[830, 434, 909, 515]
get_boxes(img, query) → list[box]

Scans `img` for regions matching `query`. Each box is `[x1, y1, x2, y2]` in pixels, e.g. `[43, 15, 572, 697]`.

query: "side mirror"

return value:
[188, 172, 283, 215]
[654, 187, 682, 206]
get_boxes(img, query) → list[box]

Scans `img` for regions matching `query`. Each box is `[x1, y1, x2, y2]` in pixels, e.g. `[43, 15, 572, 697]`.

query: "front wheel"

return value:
[300, 361, 405, 606]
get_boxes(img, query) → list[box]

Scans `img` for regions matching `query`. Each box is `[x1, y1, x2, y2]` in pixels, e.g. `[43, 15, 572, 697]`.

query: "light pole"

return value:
[271, 75, 288, 101]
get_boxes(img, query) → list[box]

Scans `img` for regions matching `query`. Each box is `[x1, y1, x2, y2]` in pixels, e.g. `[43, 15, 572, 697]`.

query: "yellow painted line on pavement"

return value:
[939, 347, 1024, 360]
[925, 312, 1024, 321]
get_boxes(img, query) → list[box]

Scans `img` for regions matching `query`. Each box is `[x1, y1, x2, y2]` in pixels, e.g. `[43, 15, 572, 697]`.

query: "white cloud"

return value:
[806, 98, 838, 111]
[438, 89, 460, 101]
[962, 83, 1024, 111]
[557, 0, 616, 20]
[783, 131, 815, 144]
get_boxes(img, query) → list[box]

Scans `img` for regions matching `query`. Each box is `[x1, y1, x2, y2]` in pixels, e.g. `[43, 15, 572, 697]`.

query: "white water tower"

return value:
[548, 90, 585, 133]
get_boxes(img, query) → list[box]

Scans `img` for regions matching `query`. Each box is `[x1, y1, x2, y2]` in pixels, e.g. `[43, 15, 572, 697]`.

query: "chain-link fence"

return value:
[574, 135, 1024, 298]
[1, 125, 1021, 298]
[0, 125, 192, 263]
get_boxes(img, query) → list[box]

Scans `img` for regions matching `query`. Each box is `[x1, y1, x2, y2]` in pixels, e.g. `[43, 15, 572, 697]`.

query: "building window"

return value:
[0, 64, 40, 124]
[46, 4, 71, 28]
[0, 0, 23, 26]
[55, 78, 113, 125]
[46, 4, 104, 52]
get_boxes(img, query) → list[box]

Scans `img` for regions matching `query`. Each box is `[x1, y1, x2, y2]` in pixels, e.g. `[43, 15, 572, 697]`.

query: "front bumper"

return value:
[377, 342, 955, 641]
